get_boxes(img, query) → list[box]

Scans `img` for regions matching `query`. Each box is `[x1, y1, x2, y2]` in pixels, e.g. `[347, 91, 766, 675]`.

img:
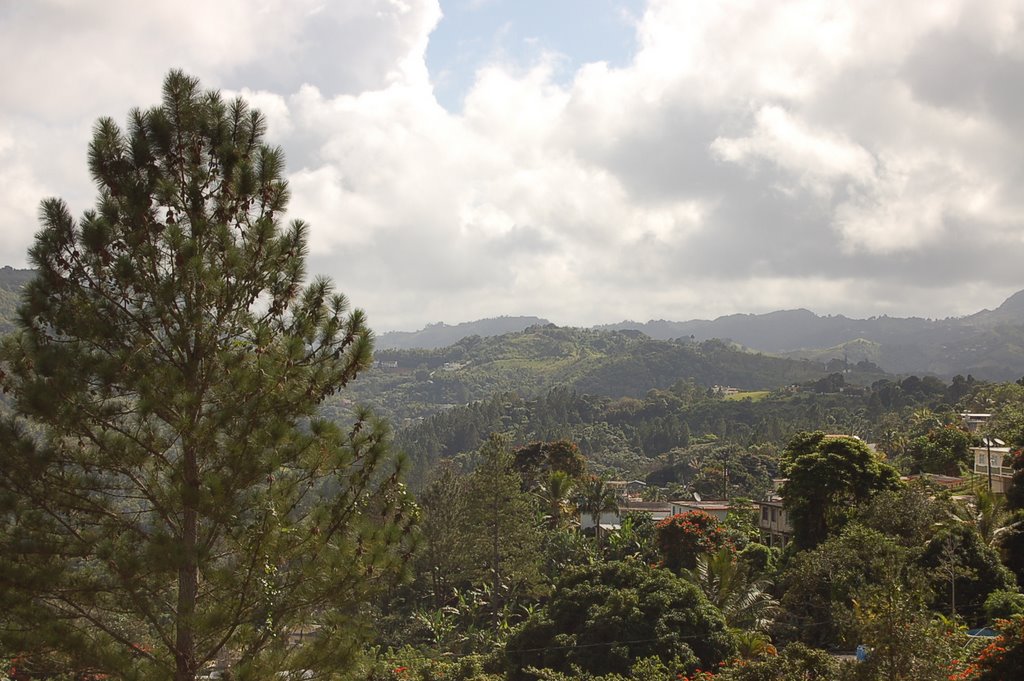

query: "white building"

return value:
[972, 446, 1016, 494]
[578, 501, 674, 532]
[755, 495, 793, 548]
[669, 500, 731, 523]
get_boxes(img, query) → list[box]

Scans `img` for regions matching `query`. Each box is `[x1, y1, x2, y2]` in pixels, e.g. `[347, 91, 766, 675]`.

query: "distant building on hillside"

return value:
[604, 480, 648, 501]
[669, 500, 731, 523]
[755, 479, 793, 548]
[578, 501, 674, 533]
[902, 473, 964, 489]
[961, 413, 992, 433]
[756, 495, 792, 548]
[972, 445, 1016, 494]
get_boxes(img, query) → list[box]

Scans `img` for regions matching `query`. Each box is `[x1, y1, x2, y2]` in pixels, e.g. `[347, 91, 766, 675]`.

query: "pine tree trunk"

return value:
[176, 447, 200, 681]
[491, 474, 501, 633]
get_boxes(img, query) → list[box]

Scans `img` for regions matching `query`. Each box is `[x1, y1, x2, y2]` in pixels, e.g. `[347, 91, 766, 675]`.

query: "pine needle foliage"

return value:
[0, 71, 415, 681]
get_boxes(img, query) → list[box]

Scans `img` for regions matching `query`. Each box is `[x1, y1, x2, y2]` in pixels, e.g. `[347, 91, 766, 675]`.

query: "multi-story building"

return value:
[972, 445, 1016, 494]
[755, 479, 793, 548]
[756, 494, 793, 548]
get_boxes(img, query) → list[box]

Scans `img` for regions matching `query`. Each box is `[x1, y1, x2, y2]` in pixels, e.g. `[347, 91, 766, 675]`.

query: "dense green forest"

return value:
[352, 321, 1024, 681]
[365, 409, 1024, 681]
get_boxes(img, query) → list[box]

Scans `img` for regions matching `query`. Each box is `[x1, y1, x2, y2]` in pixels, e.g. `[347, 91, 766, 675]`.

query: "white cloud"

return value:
[2, 0, 1024, 329]
[0, 131, 48, 263]
[711, 105, 877, 195]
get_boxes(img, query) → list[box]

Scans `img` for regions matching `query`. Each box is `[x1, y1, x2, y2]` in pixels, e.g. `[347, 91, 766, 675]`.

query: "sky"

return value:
[1, 0, 1023, 332]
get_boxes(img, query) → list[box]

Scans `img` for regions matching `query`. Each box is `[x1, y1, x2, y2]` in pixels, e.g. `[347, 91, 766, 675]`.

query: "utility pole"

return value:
[987, 436, 993, 493]
[722, 450, 729, 500]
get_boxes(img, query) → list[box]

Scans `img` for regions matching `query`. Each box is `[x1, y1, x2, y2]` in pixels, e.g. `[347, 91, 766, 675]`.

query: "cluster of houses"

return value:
[578, 479, 794, 548]
[580, 414, 1019, 547]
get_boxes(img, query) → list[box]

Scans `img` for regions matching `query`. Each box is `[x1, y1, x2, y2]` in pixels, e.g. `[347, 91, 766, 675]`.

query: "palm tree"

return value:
[536, 470, 576, 529]
[731, 629, 776, 660]
[577, 476, 619, 538]
[910, 407, 941, 434]
[967, 487, 1021, 547]
[685, 546, 779, 632]
[881, 429, 909, 460]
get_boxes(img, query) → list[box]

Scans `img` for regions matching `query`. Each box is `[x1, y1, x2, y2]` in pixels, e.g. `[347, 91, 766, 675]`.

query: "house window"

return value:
[761, 507, 769, 521]
[770, 508, 777, 522]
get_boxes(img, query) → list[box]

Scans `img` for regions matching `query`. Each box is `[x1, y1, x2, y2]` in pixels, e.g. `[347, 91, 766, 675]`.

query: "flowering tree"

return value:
[656, 510, 730, 572]
[956, 615, 1024, 681]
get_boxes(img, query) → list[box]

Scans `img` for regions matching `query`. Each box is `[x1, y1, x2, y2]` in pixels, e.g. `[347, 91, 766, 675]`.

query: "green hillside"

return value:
[0, 266, 33, 335]
[781, 337, 884, 365]
[336, 324, 880, 426]
[390, 366, 972, 488]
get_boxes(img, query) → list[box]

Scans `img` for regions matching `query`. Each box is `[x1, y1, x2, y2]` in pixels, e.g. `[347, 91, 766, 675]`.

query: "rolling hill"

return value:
[338, 324, 879, 425]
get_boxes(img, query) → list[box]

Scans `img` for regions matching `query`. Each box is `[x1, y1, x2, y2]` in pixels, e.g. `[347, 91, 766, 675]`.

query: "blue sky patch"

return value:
[427, 0, 644, 111]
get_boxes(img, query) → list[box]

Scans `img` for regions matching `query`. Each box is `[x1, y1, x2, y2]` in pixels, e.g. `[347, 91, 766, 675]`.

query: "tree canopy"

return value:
[779, 432, 902, 548]
[504, 560, 734, 679]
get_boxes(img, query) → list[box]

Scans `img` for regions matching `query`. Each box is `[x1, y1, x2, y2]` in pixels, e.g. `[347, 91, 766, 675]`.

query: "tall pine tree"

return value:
[461, 434, 542, 631]
[0, 71, 414, 681]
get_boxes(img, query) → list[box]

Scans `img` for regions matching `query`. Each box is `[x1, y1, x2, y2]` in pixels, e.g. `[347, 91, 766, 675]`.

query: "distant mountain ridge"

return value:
[3, 264, 1023, 380]
[376, 316, 551, 350]
[599, 291, 1024, 380]
[376, 290, 1024, 380]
